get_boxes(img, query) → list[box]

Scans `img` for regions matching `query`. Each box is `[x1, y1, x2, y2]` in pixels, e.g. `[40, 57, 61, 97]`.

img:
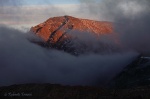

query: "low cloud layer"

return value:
[80, 0, 150, 56]
[0, 0, 148, 87]
[0, 26, 138, 86]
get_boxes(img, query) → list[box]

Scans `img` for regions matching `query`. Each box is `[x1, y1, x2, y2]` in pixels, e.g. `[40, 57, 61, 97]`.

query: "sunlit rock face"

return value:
[30, 15, 119, 55]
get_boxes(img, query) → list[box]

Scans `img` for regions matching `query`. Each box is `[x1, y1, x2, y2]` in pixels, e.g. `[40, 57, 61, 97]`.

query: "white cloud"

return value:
[0, 4, 103, 29]
[117, 1, 145, 17]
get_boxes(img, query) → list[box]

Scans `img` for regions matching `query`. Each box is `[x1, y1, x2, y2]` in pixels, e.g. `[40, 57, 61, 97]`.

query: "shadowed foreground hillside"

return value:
[110, 56, 150, 89]
[0, 83, 150, 99]
[1, 56, 150, 99]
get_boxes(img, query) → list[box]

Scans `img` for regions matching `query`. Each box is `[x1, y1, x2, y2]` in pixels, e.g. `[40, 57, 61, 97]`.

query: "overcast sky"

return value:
[0, 0, 80, 6]
[0, 0, 95, 29]
[0, 0, 144, 30]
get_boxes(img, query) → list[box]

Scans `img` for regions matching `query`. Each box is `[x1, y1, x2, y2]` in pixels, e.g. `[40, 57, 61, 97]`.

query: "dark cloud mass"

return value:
[1, 0, 149, 87]
[107, 0, 150, 56]
[80, 0, 150, 56]
[0, 26, 138, 86]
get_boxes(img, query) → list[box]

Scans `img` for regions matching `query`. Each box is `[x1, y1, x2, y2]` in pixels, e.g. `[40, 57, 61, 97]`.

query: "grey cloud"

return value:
[0, 0, 144, 87]
[0, 26, 138, 86]
[79, 0, 150, 56]
[0, 0, 65, 27]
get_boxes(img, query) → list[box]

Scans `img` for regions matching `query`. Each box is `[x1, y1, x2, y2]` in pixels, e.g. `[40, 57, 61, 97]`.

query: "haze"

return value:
[0, 0, 149, 86]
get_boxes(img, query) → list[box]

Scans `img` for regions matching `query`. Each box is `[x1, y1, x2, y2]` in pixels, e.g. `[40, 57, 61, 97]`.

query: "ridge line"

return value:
[47, 16, 69, 43]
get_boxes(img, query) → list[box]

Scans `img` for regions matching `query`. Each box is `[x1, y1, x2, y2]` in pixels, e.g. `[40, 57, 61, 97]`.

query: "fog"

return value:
[80, 0, 150, 56]
[0, 26, 138, 86]
[0, 0, 148, 87]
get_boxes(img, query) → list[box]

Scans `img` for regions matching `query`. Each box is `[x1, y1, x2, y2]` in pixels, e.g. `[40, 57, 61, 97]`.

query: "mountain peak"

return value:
[31, 15, 113, 43]
[30, 15, 116, 55]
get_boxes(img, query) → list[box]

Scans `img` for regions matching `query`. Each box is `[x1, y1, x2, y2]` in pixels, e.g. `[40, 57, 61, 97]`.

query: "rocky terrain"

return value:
[1, 16, 150, 99]
[30, 15, 118, 55]
[31, 15, 113, 42]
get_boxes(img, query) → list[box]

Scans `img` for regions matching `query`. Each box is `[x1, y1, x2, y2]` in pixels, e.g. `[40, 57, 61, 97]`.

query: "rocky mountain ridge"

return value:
[31, 15, 113, 43]
[30, 15, 119, 55]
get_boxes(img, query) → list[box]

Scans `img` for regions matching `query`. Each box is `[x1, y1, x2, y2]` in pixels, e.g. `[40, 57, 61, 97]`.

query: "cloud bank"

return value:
[80, 0, 150, 56]
[0, 26, 138, 86]
[1, 0, 148, 87]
